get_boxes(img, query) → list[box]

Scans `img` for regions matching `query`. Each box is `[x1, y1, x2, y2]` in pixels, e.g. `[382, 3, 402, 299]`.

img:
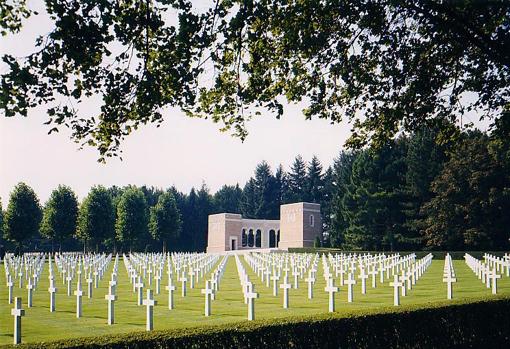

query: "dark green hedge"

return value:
[5, 297, 510, 349]
[287, 248, 508, 260]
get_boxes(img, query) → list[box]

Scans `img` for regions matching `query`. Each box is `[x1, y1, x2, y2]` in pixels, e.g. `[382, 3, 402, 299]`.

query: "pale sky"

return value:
[0, 2, 351, 207]
[0, 1, 490, 208]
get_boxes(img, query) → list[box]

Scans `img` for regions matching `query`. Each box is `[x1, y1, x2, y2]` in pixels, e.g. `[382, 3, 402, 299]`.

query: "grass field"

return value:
[1, 254, 509, 345]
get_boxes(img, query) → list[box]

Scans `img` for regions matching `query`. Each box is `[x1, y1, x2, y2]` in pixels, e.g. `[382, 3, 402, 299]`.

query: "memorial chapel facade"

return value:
[206, 202, 322, 253]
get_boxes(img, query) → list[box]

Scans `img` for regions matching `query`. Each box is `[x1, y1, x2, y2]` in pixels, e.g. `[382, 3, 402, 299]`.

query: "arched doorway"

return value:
[241, 229, 247, 247]
[248, 229, 254, 247]
[269, 229, 276, 248]
[255, 229, 261, 247]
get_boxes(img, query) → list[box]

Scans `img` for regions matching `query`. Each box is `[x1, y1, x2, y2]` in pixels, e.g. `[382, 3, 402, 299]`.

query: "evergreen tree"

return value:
[40, 185, 78, 252]
[241, 179, 257, 219]
[275, 164, 290, 205]
[168, 186, 189, 251]
[213, 184, 242, 213]
[115, 187, 149, 251]
[321, 166, 334, 246]
[141, 185, 164, 208]
[253, 161, 279, 219]
[330, 151, 357, 247]
[422, 131, 510, 250]
[77, 185, 115, 251]
[183, 188, 198, 251]
[288, 155, 307, 202]
[194, 184, 213, 251]
[401, 128, 447, 249]
[149, 191, 182, 251]
[306, 155, 324, 203]
[4, 183, 42, 253]
[342, 141, 407, 251]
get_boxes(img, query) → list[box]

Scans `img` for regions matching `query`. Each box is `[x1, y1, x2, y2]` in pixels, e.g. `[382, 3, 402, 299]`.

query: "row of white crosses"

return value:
[390, 253, 433, 306]
[5, 252, 112, 344]
[105, 256, 120, 325]
[244, 252, 316, 308]
[4, 253, 46, 306]
[200, 255, 229, 316]
[465, 253, 502, 294]
[483, 253, 510, 277]
[442, 253, 457, 299]
[323, 252, 433, 307]
[123, 252, 223, 330]
[53, 253, 112, 317]
[244, 251, 434, 311]
[235, 255, 259, 320]
[54, 253, 111, 300]
[4, 253, 45, 345]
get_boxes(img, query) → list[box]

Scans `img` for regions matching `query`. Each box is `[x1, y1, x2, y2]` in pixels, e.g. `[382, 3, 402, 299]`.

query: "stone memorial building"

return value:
[207, 202, 322, 253]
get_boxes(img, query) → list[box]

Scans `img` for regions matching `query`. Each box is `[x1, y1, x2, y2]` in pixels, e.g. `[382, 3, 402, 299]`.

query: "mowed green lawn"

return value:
[1, 254, 509, 345]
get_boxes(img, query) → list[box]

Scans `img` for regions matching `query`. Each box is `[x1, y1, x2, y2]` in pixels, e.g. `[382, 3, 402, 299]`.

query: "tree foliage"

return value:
[3, 182, 42, 251]
[422, 131, 510, 250]
[213, 184, 242, 214]
[5, 1, 508, 159]
[76, 185, 115, 251]
[149, 191, 181, 251]
[40, 185, 78, 250]
[115, 187, 149, 250]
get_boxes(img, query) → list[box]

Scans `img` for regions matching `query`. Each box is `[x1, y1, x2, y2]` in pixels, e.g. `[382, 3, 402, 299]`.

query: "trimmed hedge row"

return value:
[287, 248, 508, 260]
[6, 297, 510, 349]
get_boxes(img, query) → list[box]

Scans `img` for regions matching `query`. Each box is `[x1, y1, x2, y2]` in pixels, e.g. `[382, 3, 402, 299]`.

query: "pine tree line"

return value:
[1, 124, 509, 254]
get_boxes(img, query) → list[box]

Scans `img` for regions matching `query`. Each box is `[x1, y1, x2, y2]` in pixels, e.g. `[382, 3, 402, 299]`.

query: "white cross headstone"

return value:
[324, 278, 339, 312]
[280, 275, 292, 308]
[370, 267, 377, 288]
[165, 278, 176, 310]
[271, 274, 280, 297]
[442, 274, 457, 300]
[94, 270, 99, 288]
[143, 289, 157, 331]
[401, 270, 407, 297]
[201, 280, 214, 317]
[293, 269, 299, 289]
[26, 279, 34, 308]
[74, 279, 84, 318]
[7, 275, 14, 304]
[105, 285, 117, 325]
[48, 279, 57, 312]
[489, 269, 501, 295]
[155, 274, 161, 294]
[66, 274, 73, 296]
[188, 269, 195, 289]
[359, 268, 369, 294]
[305, 273, 315, 299]
[135, 276, 144, 306]
[389, 274, 403, 306]
[86, 275, 93, 298]
[11, 297, 25, 344]
[246, 283, 259, 321]
[181, 275, 188, 297]
[345, 273, 356, 303]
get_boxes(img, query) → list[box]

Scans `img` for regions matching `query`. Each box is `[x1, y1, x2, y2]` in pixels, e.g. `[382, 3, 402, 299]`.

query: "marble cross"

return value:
[143, 289, 157, 331]
[11, 297, 25, 344]
[280, 275, 292, 308]
[105, 285, 117, 325]
[389, 274, 403, 306]
[201, 280, 214, 317]
[246, 283, 259, 321]
[324, 278, 339, 312]
[48, 278, 57, 312]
